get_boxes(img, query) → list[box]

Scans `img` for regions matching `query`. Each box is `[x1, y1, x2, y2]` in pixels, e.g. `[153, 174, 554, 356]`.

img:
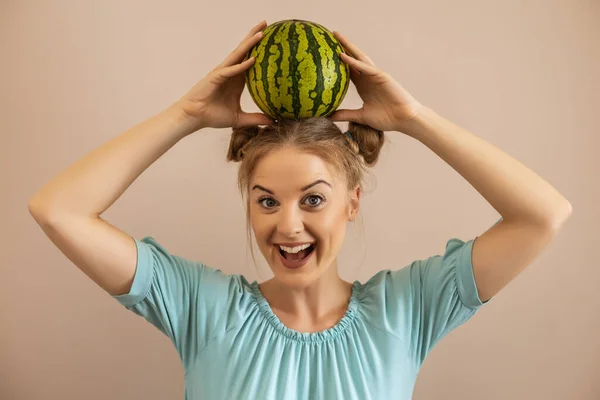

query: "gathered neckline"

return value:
[249, 280, 363, 344]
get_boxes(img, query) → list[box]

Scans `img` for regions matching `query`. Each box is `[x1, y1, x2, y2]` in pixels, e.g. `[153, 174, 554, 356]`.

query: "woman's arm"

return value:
[330, 31, 573, 303]
[403, 106, 572, 229]
[28, 106, 193, 220]
[28, 106, 193, 295]
[28, 21, 272, 296]
[402, 106, 572, 302]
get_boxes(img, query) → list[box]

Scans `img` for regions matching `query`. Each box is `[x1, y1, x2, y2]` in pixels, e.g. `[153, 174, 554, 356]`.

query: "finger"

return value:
[237, 112, 275, 127]
[334, 31, 375, 66]
[349, 67, 361, 81]
[219, 56, 255, 79]
[220, 27, 265, 68]
[339, 52, 380, 76]
[328, 108, 364, 124]
[244, 20, 267, 40]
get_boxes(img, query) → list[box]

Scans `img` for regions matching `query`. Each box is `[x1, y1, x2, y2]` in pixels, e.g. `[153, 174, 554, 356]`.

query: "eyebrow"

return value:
[251, 179, 332, 194]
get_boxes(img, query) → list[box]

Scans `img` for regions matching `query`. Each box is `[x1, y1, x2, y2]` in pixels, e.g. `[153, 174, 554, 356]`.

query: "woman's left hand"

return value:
[328, 31, 424, 133]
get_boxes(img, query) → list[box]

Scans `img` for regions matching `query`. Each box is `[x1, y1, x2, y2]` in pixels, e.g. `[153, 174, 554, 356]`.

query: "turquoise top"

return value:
[113, 236, 489, 399]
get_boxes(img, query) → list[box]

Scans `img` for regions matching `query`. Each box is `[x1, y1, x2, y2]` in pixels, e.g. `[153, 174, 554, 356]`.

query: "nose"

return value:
[276, 205, 304, 237]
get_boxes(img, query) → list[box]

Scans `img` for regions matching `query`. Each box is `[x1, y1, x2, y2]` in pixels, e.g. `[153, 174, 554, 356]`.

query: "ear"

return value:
[348, 185, 361, 221]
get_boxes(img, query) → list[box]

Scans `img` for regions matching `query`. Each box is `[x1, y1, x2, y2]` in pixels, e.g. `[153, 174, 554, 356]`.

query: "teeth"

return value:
[279, 243, 312, 254]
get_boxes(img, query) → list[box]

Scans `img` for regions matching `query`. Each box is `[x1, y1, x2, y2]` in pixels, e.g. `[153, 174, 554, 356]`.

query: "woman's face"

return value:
[249, 147, 359, 288]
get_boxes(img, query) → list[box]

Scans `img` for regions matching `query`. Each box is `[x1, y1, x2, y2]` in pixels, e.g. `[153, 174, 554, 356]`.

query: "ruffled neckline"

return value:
[249, 280, 363, 344]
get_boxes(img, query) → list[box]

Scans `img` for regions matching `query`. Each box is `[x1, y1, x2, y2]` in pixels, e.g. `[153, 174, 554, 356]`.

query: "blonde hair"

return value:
[226, 117, 385, 275]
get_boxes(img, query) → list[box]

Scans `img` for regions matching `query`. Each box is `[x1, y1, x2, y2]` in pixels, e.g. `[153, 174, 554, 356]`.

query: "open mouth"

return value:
[279, 243, 317, 262]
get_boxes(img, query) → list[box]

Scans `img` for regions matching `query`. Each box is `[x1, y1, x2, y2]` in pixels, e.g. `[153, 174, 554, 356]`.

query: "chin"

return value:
[272, 257, 336, 291]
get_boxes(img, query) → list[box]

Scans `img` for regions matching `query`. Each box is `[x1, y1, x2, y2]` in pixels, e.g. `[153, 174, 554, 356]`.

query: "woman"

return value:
[28, 20, 572, 399]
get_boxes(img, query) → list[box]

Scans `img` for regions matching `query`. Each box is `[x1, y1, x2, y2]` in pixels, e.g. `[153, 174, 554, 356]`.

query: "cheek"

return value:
[250, 216, 269, 240]
[311, 207, 348, 243]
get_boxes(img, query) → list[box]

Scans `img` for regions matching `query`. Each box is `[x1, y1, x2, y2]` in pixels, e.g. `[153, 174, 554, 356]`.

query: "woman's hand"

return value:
[174, 21, 274, 133]
[328, 31, 424, 134]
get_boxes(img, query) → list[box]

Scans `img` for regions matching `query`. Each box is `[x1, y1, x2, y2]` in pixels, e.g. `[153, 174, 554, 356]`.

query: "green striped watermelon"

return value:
[245, 19, 350, 120]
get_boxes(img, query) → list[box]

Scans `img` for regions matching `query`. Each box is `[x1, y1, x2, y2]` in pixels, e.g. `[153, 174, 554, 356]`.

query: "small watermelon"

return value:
[245, 19, 350, 120]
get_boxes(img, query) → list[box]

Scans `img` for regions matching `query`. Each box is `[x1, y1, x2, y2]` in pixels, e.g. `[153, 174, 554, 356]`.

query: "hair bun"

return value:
[227, 126, 260, 162]
[347, 122, 385, 166]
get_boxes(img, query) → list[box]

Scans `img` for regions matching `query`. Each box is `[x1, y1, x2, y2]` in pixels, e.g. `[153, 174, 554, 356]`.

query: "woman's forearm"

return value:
[29, 104, 196, 220]
[401, 106, 572, 229]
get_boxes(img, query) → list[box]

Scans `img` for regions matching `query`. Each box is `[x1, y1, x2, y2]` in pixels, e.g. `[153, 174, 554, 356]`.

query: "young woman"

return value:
[28, 20, 572, 399]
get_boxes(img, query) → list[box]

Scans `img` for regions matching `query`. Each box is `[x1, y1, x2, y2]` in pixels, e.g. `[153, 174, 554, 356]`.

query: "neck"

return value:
[259, 264, 353, 324]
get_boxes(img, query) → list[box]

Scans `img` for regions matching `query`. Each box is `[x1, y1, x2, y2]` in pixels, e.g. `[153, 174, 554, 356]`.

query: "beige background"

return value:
[2, 0, 598, 399]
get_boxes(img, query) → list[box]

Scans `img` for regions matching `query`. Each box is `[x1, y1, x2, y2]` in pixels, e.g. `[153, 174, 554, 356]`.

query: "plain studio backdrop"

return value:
[1, 1, 598, 399]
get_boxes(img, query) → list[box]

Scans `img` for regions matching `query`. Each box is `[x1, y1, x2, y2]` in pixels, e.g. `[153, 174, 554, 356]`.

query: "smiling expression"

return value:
[249, 147, 359, 288]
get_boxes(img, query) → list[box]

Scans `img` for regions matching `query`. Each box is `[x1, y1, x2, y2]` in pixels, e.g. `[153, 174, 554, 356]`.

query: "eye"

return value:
[258, 196, 278, 209]
[303, 194, 325, 207]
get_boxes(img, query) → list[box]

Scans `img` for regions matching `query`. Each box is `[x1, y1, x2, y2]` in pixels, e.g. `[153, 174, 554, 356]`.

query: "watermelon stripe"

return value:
[248, 25, 273, 117]
[245, 20, 349, 120]
[277, 22, 292, 116]
[259, 25, 279, 118]
[295, 23, 315, 118]
[324, 30, 350, 116]
[321, 25, 350, 115]
[246, 63, 268, 118]
[313, 24, 348, 117]
[288, 22, 300, 118]
[262, 22, 285, 119]
[303, 24, 325, 117]
[246, 25, 276, 118]
[256, 26, 275, 113]
[309, 23, 336, 116]
[271, 26, 285, 115]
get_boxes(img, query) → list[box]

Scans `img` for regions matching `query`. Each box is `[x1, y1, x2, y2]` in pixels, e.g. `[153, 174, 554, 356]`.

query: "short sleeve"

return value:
[112, 236, 236, 365]
[385, 237, 491, 367]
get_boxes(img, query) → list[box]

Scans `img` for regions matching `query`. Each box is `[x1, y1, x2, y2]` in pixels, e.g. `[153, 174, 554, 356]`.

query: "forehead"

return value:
[250, 147, 342, 190]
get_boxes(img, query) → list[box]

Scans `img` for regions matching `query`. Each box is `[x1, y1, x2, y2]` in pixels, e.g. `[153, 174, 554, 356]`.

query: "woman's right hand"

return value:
[174, 20, 274, 133]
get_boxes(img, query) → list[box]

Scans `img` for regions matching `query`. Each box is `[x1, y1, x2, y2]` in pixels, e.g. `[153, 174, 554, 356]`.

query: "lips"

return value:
[276, 243, 317, 269]
[275, 242, 316, 247]
[279, 243, 315, 258]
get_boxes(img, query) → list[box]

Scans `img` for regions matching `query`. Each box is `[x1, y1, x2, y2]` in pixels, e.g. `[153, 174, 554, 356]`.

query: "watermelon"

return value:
[245, 19, 350, 120]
